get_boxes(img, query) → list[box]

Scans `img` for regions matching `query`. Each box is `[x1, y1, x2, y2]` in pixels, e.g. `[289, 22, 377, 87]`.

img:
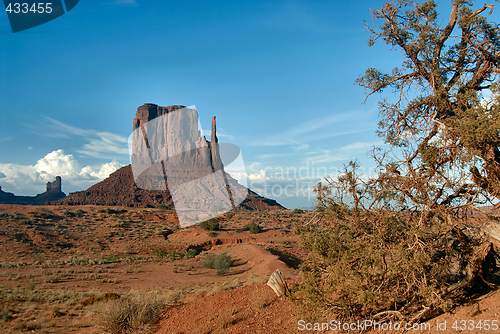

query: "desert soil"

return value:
[0, 204, 499, 334]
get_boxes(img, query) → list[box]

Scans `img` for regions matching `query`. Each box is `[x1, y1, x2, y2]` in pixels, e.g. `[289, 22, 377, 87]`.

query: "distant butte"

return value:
[0, 176, 66, 205]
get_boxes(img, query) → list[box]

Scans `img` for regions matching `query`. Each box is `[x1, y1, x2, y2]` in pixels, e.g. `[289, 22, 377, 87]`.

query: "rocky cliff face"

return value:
[0, 177, 66, 205]
[51, 103, 284, 213]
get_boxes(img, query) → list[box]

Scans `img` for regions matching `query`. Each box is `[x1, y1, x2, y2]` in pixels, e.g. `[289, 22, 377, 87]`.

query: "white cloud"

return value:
[34, 149, 80, 176]
[247, 169, 269, 182]
[0, 149, 123, 196]
[43, 117, 129, 160]
[249, 111, 371, 147]
[80, 160, 123, 179]
[339, 141, 384, 151]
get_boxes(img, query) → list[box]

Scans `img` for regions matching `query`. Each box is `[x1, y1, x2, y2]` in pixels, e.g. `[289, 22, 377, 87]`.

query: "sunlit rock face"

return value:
[50, 104, 284, 219]
[130, 104, 248, 227]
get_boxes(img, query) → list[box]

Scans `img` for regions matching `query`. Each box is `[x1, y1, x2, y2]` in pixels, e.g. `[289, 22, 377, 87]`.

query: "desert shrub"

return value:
[39, 212, 56, 219]
[0, 212, 9, 218]
[153, 249, 168, 258]
[100, 256, 120, 263]
[294, 162, 499, 323]
[199, 218, 219, 231]
[245, 222, 261, 234]
[26, 322, 41, 330]
[99, 291, 167, 334]
[168, 251, 183, 261]
[226, 212, 234, 220]
[75, 209, 86, 216]
[203, 253, 233, 275]
[157, 204, 168, 210]
[61, 210, 74, 217]
[219, 311, 235, 329]
[184, 249, 199, 258]
[0, 308, 13, 321]
[13, 321, 26, 330]
[28, 279, 36, 291]
[79, 292, 120, 306]
[207, 231, 217, 237]
[293, 208, 305, 214]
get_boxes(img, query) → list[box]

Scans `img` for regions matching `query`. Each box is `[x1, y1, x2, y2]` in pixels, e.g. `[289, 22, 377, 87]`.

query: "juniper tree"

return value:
[356, 0, 500, 210]
[295, 0, 500, 323]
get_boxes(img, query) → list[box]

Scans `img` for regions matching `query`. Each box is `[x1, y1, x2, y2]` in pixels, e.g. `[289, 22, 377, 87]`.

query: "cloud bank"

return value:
[0, 149, 123, 196]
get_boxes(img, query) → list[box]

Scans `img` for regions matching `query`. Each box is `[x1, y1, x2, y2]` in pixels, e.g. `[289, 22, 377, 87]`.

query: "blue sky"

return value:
[0, 0, 491, 208]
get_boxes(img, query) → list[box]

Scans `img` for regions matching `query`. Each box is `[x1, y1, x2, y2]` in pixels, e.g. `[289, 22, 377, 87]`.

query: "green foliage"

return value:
[75, 209, 86, 216]
[293, 208, 305, 214]
[199, 218, 220, 231]
[61, 210, 74, 217]
[168, 251, 183, 261]
[26, 322, 40, 330]
[155, 249, 198, 260]
[184, 249, 199, 258]
[38, 212, 57, 219]
[203, 253, 233, 275]
[226, 212, 234, 220]
[245, 222, 261, 234]
[153, 249, 168, 258]
[357, 0, 500, 202]
[100, 256, 120, 263]
[157, 204, 168, 210]
[295, 162, 498, 323]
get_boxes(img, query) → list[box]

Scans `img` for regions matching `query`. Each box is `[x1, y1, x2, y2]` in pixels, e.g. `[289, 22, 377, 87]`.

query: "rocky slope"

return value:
[49, 164, 284, 210]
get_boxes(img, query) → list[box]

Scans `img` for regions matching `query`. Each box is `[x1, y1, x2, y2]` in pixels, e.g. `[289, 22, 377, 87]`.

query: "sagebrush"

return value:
[203, 253, 233, 275]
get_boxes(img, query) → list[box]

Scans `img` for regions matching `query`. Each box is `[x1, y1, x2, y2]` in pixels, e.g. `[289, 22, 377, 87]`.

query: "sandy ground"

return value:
[0, 204, 499, 334]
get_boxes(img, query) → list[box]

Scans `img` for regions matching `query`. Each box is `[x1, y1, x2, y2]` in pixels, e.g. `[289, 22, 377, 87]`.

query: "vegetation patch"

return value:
[245, 222, 261, 234]
[98, 291, 168, 334]
[203, 253, 233, 275]
[199, 218, 219, 231]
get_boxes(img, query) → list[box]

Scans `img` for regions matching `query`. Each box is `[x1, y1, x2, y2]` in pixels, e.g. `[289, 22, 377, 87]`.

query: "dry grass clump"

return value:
[98, 290, 173, 334]
[79, 292, 120, 306]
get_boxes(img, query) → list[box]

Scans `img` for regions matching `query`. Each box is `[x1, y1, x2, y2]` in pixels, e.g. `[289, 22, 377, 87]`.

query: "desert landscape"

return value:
[0, 203, 309, 333]
[0, 203, 499, 334]
[2, 0, 500, 333]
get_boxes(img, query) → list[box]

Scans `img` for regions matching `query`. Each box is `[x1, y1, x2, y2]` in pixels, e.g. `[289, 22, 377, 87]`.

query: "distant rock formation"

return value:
[0, 176, 66, 205]
[51, 103, 285, 211]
